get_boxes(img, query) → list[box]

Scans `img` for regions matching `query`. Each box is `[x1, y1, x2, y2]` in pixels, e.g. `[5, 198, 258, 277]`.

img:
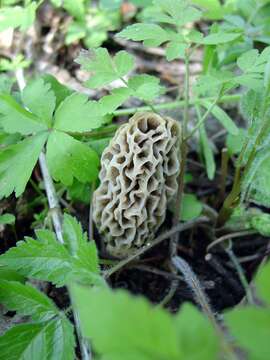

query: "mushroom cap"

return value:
[93, 112, 181, 258]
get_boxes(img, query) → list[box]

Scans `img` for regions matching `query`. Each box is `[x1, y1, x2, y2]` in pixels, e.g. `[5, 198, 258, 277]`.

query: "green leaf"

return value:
[0, 3, 37, 32]
[128, 75, 165, 101]
[0, 132, 48, 198]
[255, 261, 270, 304]
[54, 93, 105, 132]
[199, 123, 216, 180]
[63, 214, 99, 274]
[0, 317, 75, 360]
[100, 0, 123, 10]
[99, 87, 131, 113]
[237, 49, 259, 72]
[42, 75, 73, 109]
[203, 32, 241, 44]
[0, 74, 14, 93]
[22, 78, 56, 127]
[0, 213, 15, 225]
[0, 94, 48, 135]
[0, 230, 73, 286]
[63, 0, 85, 20]
[0, 268, 24, 282]
[181, 194, 203, 221]
[242, 152, 270, 207]
[77, 48, 134, 89]
[166, 42, 188, 61]
[201, 101, 239, 135]
[65, 20, 86, 45]
[175, 303, 219, 360]
[46, 131, 99, 186]
[153, 0, 202, 26]
[71, 285, 182, 359]
[225, 307, 270, 360]
[251, 212, 270, 237]
[0, 280, 59, 321]
[226, 128, 246, 156]
[0, 229, 101, 287]
[117, 23, 170, 46]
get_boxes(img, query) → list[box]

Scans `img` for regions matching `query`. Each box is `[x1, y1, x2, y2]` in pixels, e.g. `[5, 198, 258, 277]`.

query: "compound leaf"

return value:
[46, 131, 99, 186]
[54, 93, 105, 132]
[117, 23, 170, 46]
[0, 132, 48, 198]
[0, 230, 73, 286]
[63, 213, 99, 274]
[22, 78, 56, 127]
[128, 75, 165, 101]
[0, 94, 48, 135]
[77, 48, 134, 89]
[0, 317, 75, 360]
[0, 280, 59, 321]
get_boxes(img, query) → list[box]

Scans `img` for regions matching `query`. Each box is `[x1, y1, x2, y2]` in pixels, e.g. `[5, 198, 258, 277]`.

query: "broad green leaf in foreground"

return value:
[225, 307, 270, 360]
[54, 93, 105, 132]
[76, 48, 134, 89]
[71, 286, 182, 359]
[21, 78, 56, 127]
[0, 317, 75, 360]
[46, 131, 99, 186]
[0, 94, 48, 135]
[175, 303, 219, 360]
[0, 280, 59, 321]
[255, 261, 270, 304]
[0, 132, 48, 198]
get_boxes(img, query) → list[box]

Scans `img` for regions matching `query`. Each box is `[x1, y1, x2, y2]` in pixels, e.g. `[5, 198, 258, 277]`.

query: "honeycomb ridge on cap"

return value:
[93, 112, 181, 258]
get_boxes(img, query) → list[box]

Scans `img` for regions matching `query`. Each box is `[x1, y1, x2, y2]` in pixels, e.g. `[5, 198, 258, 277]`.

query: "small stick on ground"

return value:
[104, 217, 209, 279]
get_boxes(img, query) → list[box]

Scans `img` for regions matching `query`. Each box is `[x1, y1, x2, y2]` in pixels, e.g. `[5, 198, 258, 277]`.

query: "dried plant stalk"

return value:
[93, 112, 181, 257]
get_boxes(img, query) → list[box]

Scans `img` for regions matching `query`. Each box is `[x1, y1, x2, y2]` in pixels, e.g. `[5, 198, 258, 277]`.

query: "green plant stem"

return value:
[113, 94, 240, 116]
[15, 68, 92, 360]
[225, 241, 255, 305]
[186, 90, 223, 140]
[217, 110, 270, 227]
[171, 54, 190, 249]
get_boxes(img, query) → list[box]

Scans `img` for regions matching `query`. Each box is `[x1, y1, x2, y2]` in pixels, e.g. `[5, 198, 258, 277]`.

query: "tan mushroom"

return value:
[93, 112, 181, 258]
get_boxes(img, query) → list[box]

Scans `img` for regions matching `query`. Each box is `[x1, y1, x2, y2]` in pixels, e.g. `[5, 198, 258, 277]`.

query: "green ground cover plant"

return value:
[0, 0, 270, 359]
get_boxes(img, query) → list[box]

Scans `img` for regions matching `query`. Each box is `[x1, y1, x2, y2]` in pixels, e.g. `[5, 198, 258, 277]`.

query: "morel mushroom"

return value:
[93, 112, 181, 257]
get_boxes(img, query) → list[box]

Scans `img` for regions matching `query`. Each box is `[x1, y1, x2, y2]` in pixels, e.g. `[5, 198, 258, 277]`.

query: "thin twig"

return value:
[15, 68, 91, 360]
[104, 217, 209, 279]
[207, 229, 258, 253]
[173, 256, 239, 360]
[225, 241, 255, 305]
